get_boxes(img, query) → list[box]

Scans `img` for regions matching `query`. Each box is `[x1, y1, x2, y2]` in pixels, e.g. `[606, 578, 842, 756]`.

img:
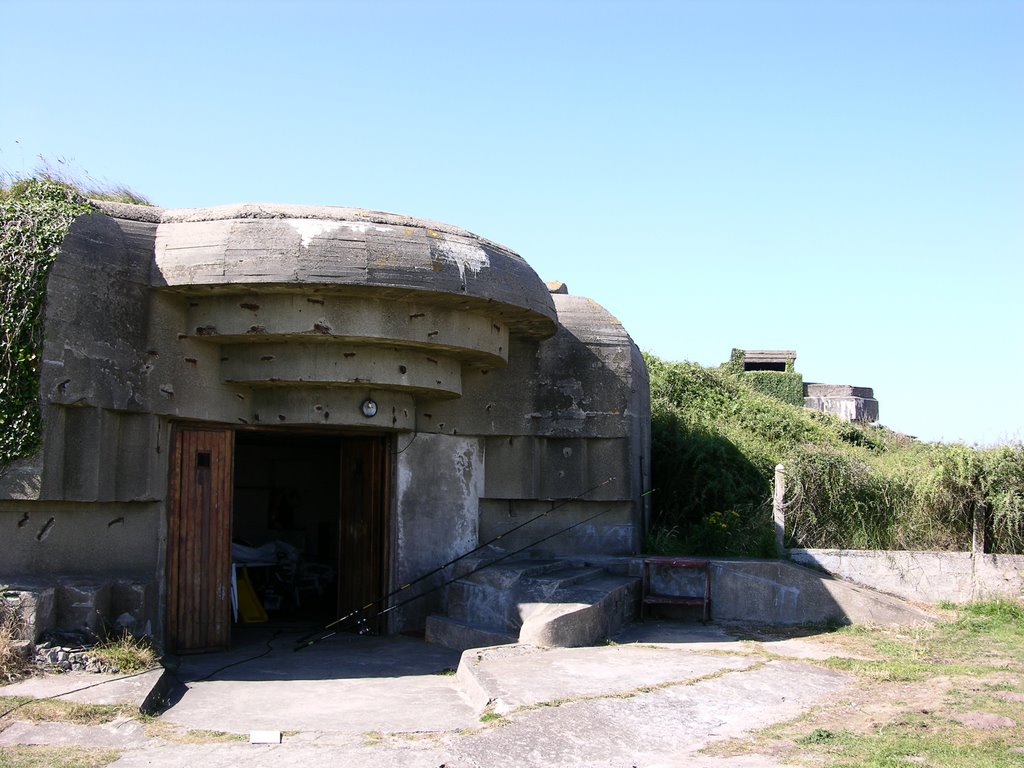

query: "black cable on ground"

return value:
[188, 628, 286, 683]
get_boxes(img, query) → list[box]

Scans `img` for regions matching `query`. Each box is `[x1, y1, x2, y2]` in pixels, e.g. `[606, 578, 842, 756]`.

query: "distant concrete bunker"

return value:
[732, 349, 879, 424]
[0, 202, 651, 652]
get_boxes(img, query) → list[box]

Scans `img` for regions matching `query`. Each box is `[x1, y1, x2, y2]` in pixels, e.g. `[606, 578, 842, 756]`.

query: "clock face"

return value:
[361, 399, 378, 418]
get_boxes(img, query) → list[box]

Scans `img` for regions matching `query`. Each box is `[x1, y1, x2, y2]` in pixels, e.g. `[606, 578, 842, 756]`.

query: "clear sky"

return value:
[2, 0, 1021, 445]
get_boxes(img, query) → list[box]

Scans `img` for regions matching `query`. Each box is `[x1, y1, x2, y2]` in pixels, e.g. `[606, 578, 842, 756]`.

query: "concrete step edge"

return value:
[424, 614, 518, 653]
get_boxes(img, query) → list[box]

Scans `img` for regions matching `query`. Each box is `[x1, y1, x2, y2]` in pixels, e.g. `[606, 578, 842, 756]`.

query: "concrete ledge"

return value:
[425, 615, 516, 652]
[718, 560, 936, 624]
[647, 559, 936, 626]
[0, 667, 166, 710]
[790, 549, 1024, 604]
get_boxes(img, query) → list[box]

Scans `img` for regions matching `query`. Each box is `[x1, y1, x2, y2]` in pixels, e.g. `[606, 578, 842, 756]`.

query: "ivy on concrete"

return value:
[0, 179, 92, 469]
[739, 370, 805, 407]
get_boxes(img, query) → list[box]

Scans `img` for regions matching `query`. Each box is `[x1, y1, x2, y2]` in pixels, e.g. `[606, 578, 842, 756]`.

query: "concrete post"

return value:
[972, 505, 987, 554]
[773, 464, 786, 556]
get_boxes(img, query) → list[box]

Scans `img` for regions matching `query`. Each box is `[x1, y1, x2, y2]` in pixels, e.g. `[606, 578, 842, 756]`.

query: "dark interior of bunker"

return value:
[230, 429, 391, 636]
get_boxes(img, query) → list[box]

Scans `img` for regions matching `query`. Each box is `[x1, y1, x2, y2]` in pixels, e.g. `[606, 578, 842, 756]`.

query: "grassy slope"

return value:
[645, 354, 1024, 556]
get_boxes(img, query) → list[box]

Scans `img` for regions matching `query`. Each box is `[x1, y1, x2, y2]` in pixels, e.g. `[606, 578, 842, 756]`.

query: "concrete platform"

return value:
[1, 621, 856, 767]
[158, 626, 476, 734]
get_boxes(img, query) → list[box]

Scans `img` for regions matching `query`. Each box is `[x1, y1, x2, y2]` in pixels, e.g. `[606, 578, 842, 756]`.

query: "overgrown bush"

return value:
[645, 353, 1024, 555]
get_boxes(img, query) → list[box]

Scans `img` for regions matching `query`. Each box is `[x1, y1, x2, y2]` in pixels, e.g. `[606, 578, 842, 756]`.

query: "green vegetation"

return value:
[736, 369, 805, 407]
[0, 178, 93, 471]
[0, 166, 152, 476]
[89, 629, 159, 673]
[646, 353, 1024, 555]
[718, 347, 804, 407]
[0, 169, 152, 475]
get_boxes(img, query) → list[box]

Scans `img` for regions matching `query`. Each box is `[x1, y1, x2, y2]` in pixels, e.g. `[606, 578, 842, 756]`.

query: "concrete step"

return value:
[520, 566, 607, 592]
[459, 558, 571, 588]
[445, 580, 521, 632]
[424, 615, 517, 652]
[430, 559, 641, 652]
[519, 574, 640, 647]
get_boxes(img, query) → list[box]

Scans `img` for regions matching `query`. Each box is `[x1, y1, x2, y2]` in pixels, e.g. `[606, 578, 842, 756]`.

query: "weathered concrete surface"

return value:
[648, 559, 937, 625]
[517, 572, 639, 647]
[0, 501, 161, 579]
[456, 641, 757, 713]
[790, 548, 1024, 604]
[156, 631, 475, 735]
[0, 585, 54, 644]
[0, 623, 850, 768]
[803, 382, 879, 423]
[393, 433, 483, 632]
[149, 203, 559, 335]
[445, 658, 846, 768]
[0, 668, 164, 708]
[0, 576, 156, 641]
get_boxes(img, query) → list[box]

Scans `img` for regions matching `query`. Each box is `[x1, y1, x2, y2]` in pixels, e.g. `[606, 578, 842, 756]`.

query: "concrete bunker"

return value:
[0, 202, 650, 652]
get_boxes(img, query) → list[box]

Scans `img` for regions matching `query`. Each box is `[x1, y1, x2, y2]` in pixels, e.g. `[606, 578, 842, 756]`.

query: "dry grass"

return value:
[0, 697, 137, 726]
[0, 596, 30, 683]
[89, 630, 159, 673]
[0, 745, 119, 768]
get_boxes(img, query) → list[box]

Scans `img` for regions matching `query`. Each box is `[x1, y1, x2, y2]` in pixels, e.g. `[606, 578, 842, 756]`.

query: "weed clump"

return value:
[0, 594, 30, 682]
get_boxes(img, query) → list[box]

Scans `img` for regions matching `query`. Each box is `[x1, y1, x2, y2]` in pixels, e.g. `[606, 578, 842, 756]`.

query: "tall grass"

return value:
[646, 353, 1024, 555]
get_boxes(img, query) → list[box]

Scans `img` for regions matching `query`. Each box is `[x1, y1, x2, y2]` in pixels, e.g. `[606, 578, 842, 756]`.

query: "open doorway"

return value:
[233, 431, 343, 624]
[167, 427, 392, 653]
[232, 431, 392, 631]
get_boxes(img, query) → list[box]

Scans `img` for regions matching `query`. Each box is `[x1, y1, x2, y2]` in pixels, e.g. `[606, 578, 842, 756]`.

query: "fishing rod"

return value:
[296, 487, 655, 651]
[293, 476, 616, 648]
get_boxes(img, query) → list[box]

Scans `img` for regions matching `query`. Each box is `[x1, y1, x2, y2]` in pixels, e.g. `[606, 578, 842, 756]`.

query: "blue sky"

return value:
[3, 0, 1021, 445]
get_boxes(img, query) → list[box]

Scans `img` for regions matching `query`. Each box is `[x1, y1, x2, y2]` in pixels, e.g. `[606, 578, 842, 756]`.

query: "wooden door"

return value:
[338, 436, 390, 633]
[166, 427, 233, 653]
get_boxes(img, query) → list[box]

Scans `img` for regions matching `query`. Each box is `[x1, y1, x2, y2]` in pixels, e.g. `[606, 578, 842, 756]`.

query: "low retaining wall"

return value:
[1, 577, 156, 645]
[789, 549, 1024, 605]
[645, 559, 935, 626]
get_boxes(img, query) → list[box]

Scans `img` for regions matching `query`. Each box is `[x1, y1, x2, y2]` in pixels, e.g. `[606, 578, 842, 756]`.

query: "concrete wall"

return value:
[393, 433, 483, 631]
[803, 384, 879, 423]
[790, 549, 1024, 604]
[0, 501, 161, 578]
[646, 559, 936, 626]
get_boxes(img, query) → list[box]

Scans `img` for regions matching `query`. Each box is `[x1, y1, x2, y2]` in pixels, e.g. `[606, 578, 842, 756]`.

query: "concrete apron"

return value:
[2, 622, 855, 767]
[157, 626, 476, 734]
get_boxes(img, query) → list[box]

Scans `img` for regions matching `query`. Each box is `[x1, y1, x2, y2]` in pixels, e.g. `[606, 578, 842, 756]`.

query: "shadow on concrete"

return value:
[165, 625, 461, 686]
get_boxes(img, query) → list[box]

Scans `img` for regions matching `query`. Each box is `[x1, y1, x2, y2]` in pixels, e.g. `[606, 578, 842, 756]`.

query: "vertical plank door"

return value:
[338, 436, 390, 634]
[166, 427, 233, 653]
